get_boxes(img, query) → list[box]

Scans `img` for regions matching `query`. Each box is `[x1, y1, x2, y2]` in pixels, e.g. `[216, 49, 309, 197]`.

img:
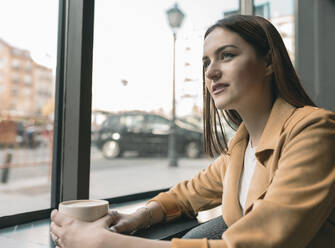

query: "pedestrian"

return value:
[49, 15, 335, 248]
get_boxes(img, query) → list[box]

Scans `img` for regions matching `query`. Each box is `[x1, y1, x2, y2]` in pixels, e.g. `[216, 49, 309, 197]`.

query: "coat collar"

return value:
[228, 97, 296, 154]
[222, 97, 297, 225]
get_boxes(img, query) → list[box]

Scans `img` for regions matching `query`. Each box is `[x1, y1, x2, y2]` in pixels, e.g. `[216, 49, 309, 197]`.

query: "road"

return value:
[0, 147, 214, 216]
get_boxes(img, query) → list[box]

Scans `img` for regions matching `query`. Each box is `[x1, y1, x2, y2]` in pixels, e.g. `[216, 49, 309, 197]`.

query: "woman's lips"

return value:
[212, 83, 230, 95]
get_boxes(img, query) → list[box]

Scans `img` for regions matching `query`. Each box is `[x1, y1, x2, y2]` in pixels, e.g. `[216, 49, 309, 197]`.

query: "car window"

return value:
[120, 114, 145, 130]
[102, 115, 119, 128]
[146, 115, 170, 131]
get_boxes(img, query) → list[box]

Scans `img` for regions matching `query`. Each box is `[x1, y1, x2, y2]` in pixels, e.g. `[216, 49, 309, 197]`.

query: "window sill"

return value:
[0, 200, 221, 247]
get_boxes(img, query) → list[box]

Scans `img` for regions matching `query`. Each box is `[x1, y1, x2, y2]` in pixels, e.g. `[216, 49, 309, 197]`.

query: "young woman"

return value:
[50, 15, 335, 248]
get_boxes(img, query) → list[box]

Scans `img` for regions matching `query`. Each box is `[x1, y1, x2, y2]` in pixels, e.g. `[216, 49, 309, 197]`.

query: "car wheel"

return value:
[185, 142, 200, 159]
[102, 140, 121, 159]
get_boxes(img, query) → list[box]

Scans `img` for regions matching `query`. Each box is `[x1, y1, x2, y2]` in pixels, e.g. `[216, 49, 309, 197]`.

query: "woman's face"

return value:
[203, 27, 271, 111]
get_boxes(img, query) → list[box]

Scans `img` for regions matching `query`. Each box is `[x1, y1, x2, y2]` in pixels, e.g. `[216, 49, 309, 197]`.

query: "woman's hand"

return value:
[108, 209, 147, 234]
[50, 209, 114, 248]
[50, 208, 170, 248]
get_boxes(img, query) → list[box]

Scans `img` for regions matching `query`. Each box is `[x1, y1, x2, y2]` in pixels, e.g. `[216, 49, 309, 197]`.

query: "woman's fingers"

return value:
[98, 212, 116, 227]
[50, 231, 58, 242]
[51, 209, 74, 226]
[107, 210, 121, 224]
[50, 221, 63, 238]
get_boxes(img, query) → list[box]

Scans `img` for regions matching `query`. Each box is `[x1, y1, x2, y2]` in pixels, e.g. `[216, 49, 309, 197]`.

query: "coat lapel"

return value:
[223, 98, 297, 221]
[222, 124, 248, 226]
[244, 98, 296, 214]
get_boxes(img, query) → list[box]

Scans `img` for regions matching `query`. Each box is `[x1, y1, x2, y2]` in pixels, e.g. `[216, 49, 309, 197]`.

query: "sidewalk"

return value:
[0, 156, 213, 216]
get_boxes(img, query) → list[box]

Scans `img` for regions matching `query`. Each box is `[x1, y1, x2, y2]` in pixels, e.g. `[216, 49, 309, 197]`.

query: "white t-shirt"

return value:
[239, 138, 257, 213]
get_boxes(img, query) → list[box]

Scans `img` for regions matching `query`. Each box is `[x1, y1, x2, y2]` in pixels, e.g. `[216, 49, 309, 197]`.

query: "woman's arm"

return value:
[137, 201, 166, 227]
[148, 155, 227, 223]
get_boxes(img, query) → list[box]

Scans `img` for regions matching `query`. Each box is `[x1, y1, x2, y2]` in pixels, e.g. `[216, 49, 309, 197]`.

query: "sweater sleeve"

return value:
[147, 155, 227, 222]
[170, 109, 335, 248]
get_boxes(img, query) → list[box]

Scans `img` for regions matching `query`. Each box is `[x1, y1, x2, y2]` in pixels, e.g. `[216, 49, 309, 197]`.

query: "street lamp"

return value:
[166, 3, 185, 167]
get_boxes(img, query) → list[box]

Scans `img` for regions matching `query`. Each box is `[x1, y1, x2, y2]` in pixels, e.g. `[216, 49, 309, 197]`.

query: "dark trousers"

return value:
[182, 216, 228, 239]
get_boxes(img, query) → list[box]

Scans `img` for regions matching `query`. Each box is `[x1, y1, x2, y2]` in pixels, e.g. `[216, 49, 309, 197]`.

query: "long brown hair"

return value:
[203, 15, 316, 157]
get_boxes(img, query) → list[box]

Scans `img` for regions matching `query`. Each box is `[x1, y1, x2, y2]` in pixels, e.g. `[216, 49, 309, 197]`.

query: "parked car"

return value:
[94, 111, 203, 159]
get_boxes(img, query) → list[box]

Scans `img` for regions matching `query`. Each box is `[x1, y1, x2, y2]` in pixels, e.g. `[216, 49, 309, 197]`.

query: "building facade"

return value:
[0, 39, 54, 118]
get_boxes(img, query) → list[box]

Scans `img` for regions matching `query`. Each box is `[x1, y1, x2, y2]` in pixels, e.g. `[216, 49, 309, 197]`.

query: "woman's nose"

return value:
[206, 68, 222, 82]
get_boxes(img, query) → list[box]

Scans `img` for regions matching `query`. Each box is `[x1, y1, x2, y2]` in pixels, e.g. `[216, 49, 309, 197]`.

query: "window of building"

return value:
[23, 87, 31, 96]
[12, 73, 19, 84]
[0, 84, 4, 93]
[11, 87, 18, 96]
[24, 74, 32, 85]
[10, 103, 16, 110]
[11, 48, 21, 56]
[0, 57, 4, 69]
[25, 61, 32, 72]
[11, 59, 20, 70]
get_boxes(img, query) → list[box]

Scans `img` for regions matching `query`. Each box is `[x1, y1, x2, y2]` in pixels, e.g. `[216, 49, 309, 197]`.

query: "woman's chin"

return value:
[214, 101, 230, 110]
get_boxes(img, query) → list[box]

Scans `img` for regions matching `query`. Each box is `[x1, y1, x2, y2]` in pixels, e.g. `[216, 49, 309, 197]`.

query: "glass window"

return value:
[24, 74, 32, 85]
[90, 0, 239, 199]
[11, 87, 18, 96]
[146, 115, 170, 132]
[23, 87, 31, 96]
[25, 61, 33, 72]
[254, 0, 295, 64]
[120, 114, 145, 131]
[0, 0, 58, 217]
[11, 59, 20, 70]
[0, 58, 4, 69]
[11, 73, 19, 84]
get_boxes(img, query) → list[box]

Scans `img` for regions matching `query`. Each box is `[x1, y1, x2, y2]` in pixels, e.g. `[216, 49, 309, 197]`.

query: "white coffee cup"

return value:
[58, 199, 109, 222]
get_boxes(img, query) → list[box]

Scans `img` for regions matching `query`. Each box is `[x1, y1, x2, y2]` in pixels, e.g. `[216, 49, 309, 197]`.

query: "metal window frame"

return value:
[59, 0, 94, 202]
[294, 0, 335, 110]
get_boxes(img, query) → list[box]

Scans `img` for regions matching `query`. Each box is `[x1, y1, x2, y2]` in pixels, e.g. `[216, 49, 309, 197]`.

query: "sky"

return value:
[0, 0, 293, 116]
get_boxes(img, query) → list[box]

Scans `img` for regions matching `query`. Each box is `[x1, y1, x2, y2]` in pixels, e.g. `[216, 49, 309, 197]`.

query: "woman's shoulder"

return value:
[284, 105, 335, 136]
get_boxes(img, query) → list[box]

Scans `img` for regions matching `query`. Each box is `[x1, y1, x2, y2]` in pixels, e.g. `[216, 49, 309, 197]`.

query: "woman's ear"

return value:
[264, 52, 273, 77]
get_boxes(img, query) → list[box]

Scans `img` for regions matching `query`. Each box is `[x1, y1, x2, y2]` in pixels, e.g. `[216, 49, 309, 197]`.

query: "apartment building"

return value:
[0, 39, 54, 118]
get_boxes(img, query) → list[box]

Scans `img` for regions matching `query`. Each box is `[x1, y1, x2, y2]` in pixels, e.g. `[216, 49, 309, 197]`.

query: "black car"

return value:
[93, 111, 203, 159]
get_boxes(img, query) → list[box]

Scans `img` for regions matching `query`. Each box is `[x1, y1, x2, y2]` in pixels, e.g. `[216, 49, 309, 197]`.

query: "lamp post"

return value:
[166, 3, 185, 167]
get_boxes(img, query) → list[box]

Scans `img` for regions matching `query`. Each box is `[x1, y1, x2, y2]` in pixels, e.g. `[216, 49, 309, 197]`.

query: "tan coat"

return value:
[149, 98, 335, 248]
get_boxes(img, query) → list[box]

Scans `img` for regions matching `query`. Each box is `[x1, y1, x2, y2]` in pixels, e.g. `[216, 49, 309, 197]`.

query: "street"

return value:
[0, 147, 214, 216]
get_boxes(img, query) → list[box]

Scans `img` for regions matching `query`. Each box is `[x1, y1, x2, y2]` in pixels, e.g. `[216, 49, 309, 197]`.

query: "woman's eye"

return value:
[221, 52, 235, 60]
